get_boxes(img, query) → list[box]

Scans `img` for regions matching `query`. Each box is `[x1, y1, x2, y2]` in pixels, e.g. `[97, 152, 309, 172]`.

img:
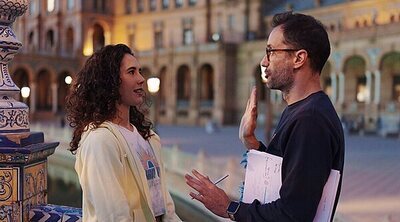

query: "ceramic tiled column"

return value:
[0, 1, 59, 221]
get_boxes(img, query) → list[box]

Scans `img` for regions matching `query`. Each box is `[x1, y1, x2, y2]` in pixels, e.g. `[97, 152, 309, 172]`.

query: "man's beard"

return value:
[265, 66, 294, 93]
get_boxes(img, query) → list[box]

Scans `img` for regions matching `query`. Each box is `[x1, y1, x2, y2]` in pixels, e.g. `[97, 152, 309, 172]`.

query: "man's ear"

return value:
[293, 49, 307, 69]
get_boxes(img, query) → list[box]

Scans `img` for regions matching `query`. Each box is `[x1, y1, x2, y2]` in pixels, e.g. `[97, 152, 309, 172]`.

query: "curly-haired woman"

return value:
[66, 44, 181, 222]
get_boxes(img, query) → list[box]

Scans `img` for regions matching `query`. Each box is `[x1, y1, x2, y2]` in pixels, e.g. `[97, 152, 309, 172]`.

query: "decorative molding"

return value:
[0, 109, 29, 131]
[0, 0, 28, 24]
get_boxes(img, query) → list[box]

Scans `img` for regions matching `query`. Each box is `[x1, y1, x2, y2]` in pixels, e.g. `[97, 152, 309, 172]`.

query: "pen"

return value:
[213, 174, 229, 185]
[191, 174, 229, 199]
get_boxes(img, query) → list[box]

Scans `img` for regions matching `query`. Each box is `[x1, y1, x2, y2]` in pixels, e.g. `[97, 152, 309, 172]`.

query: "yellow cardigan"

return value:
[75, 121, 181, 222]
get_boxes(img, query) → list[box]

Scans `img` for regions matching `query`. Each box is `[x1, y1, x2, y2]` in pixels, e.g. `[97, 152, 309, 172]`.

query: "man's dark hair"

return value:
[272, 11, 330, 73]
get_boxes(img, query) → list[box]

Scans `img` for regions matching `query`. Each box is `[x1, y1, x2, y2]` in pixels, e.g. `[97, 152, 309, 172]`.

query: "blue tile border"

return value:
[29, 204, 82, 222]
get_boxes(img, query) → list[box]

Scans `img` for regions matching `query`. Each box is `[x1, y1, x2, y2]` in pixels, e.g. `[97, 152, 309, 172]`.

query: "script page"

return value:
[242, 150, 283, 204]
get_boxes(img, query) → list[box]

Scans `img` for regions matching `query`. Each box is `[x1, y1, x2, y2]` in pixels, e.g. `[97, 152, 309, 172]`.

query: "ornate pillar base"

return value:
[0, 133, 58, 222]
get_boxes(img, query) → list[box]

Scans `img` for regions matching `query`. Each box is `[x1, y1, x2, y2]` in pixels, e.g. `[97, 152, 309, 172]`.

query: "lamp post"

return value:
[147, 76, 160, 129]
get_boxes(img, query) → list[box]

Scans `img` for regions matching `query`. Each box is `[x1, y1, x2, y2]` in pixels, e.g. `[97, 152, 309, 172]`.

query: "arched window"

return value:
[199, 64, 214, 107]
[45, 29, 55, 51]
[176, 65, 190, 108]
[343, 56, 366, 104]
[93, 24, 105, 52]
[12, 68, 30, 103]
[37, 70, 52, 110]
[58, 71, 72, 112]
[380, 52, 400, 103]
[65, 27, 74, 55]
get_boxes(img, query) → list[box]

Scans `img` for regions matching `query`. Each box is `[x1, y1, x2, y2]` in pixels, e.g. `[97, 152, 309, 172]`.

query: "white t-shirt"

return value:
[116, 123, 166, 217]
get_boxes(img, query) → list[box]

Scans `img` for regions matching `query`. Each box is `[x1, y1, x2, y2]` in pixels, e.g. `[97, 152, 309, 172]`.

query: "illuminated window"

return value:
[47, 0, 55, 12]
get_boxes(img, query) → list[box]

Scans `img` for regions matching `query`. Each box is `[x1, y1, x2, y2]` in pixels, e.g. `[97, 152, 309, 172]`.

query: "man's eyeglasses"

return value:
[265, 48, 301, 61]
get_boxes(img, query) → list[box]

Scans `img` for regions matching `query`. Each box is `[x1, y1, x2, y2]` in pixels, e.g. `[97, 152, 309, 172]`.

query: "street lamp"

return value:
[21, 86, 30, 104]
[147, 77, 160, 129]
[65, 75, 72, 85]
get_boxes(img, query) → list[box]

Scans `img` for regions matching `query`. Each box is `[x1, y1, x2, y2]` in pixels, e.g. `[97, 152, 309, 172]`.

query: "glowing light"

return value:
[21, 87, 30, 98]
[65, 76, 72, 85]
[47, 0, 55, 12]
[147, 77, 160, 94]
[212, 33, 220, 42]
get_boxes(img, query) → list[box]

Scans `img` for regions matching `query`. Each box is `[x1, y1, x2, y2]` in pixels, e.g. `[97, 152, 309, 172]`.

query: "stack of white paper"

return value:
[243, 150, 340, 222]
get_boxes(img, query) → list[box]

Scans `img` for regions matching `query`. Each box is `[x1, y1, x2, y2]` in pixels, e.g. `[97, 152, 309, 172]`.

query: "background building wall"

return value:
[9, 0, 400, 132]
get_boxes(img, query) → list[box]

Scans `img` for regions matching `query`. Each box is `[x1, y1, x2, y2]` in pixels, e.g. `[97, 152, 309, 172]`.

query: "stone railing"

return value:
[162, 145, 244, 200]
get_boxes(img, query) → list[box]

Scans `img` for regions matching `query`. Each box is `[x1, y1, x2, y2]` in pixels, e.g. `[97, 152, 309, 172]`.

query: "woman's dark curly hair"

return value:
[66, 44, 153, 153]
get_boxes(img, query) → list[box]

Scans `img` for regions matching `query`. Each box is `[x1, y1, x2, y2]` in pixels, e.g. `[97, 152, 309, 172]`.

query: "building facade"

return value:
[11, 0, 400, 133]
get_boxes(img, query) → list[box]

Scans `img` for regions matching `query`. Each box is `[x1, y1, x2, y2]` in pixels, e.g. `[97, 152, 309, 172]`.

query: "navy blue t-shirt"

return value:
[235, 91, 345, 222]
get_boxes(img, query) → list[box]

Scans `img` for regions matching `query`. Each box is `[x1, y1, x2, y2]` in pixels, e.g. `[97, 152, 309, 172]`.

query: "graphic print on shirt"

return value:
[137, 147, 161, 180]
[115, 123, 166, 217]
[136, 144, 165, 217]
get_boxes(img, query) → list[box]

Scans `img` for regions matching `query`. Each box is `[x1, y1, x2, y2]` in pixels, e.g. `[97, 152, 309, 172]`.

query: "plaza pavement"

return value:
[156, 125, 400, 222]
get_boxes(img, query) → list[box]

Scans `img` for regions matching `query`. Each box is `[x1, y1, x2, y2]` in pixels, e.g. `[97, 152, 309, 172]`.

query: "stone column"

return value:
[51, 83, 58, 113]
[29, 83, 36, 113]
[330, 72, 337, 103]
[365, 70, 372, 104]
[338, 72, 345, 105]
[374, 70, 381, 105]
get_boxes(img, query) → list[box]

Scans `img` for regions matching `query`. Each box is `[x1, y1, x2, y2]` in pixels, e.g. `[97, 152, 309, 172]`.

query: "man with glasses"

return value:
[185, 11, 344, 222]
